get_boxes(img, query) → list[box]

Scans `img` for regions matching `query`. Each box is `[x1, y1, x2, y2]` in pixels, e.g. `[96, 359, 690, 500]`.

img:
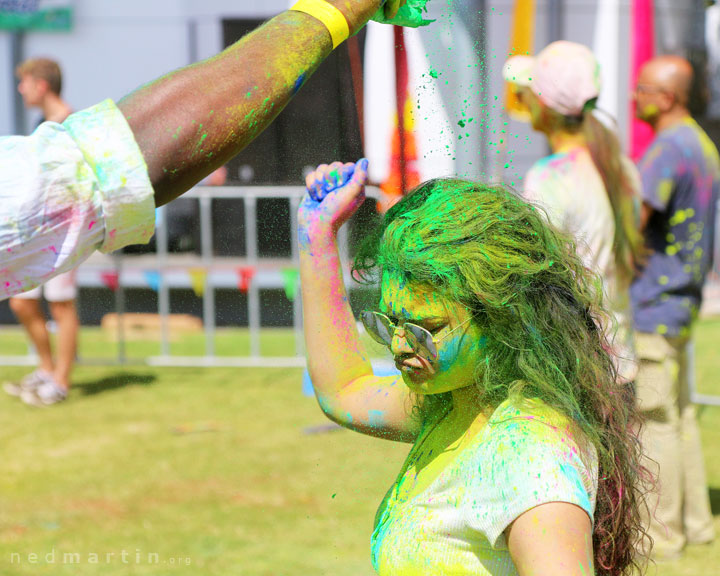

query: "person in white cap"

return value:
[503, 41, 645, 388]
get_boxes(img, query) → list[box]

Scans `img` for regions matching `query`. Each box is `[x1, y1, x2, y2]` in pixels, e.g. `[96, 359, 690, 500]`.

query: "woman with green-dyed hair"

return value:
[298, 159, 649, 576]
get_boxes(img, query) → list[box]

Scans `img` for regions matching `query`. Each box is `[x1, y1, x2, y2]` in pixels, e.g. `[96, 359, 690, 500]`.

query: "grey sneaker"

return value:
[3, 370, 49, 397]
[21, 380, 68, 407]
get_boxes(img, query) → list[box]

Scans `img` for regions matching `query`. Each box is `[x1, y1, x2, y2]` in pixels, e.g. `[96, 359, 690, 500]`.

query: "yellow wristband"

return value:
[290, 0, 350, 50]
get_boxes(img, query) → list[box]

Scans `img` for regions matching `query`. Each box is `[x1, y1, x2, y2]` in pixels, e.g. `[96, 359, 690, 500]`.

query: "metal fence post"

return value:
[289, 194, 304, 357]
[156, 206, 171, 357]
[113, 253, 126, 364]
[200, 195, 216, 357]
[245, 195, 261, 358]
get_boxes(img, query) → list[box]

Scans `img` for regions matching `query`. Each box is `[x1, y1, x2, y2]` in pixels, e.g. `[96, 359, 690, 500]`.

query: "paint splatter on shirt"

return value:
[0, 99, 155, 300]
[371, 398, 598, 575]
[522, 148, 640, 383]
[631, 117, 720, 336]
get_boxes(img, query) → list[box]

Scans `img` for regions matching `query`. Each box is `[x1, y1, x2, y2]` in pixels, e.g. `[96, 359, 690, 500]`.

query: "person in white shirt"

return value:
[4, 58, 78, 406]
[298, 159, 650, 575]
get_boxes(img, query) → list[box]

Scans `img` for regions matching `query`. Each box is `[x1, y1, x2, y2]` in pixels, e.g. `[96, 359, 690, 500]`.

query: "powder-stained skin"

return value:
[298, 160, 649, 575]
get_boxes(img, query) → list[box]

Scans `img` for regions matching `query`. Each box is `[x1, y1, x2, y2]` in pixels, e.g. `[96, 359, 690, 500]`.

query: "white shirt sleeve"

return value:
[464, 402, 598, 550]
[0, 99, 155, 300]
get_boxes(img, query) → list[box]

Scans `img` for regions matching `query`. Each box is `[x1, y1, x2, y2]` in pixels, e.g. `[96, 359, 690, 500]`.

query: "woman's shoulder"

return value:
[476, 396, 599, 493]
[525, 153, 572, 185]
[482, 396, 595, 462]
[461, 396, 599, 548]
[487, 396, 570, 430]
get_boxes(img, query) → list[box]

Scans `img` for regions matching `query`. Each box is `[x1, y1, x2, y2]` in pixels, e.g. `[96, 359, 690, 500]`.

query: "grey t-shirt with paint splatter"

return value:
[631, 118, 720, 336]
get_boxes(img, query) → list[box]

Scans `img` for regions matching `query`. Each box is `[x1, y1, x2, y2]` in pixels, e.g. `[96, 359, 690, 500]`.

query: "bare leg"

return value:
[49, 300, 78, 391]
[9, 297, 54, 374]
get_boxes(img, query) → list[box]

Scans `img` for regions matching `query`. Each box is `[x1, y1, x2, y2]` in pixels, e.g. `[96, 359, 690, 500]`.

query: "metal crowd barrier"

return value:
[1, 190, 719, 408]
[0, 185, 382, 368]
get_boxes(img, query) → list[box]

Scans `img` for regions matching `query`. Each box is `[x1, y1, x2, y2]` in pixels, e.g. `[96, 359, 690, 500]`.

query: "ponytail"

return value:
[582, 113, 645, 281]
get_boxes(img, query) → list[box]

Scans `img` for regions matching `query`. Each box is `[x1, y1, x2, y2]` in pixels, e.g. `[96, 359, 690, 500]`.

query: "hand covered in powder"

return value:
[373, 0, 432, 27]
[298, 159, 369, 243]
[383, 0, 408, 20]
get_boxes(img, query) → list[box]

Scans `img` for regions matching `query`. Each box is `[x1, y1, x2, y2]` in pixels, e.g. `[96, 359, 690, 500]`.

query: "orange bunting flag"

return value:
[237, 266, 256, 294]
[188, 268, 207, 297]
[379, 27, 421, 211]
[504, 0, 536, 121]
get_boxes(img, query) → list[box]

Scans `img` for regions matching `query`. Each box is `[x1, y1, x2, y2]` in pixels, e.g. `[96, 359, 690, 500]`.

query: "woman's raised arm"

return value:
[298, 160, 419, 442]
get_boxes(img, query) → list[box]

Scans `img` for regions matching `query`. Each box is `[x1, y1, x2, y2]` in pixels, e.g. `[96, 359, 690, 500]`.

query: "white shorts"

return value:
[12, 269, 78, 302]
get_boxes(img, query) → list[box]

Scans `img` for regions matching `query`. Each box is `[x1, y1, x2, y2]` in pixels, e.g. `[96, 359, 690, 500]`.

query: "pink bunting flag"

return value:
[237, 266, 256, 294]
[630, 0, 656, 161]
[100, 271, 119, 292]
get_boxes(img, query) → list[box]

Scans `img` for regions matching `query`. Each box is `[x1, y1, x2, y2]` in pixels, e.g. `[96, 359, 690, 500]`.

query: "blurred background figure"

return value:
[503, 41, 644, 386]
[199, 165, 228, 187]
[631, 54, 719, 559]
[4, 58, 77, 406]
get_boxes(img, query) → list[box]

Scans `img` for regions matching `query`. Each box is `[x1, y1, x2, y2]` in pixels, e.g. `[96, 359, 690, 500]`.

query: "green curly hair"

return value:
[353, 178, 650, 576]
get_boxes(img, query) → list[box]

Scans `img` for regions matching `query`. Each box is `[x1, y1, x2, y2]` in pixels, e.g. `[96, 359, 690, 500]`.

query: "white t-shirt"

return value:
[523, 148, 639, 383]
[371, 398, 598, 575]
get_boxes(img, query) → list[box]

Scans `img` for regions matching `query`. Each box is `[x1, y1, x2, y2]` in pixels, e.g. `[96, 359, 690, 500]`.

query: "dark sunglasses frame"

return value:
[360, 310, 475, 361]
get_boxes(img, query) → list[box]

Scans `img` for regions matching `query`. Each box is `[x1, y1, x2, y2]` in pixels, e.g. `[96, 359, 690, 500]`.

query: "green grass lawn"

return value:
[0, 326, 305, 361]
[1, 319, 720, 575]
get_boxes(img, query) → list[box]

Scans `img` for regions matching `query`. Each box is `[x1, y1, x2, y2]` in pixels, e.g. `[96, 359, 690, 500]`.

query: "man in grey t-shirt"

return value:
[632, 55, 718, 559]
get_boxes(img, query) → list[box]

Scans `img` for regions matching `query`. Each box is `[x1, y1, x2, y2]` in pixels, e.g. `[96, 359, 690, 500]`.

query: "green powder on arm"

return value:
[372, 0, 434, 27]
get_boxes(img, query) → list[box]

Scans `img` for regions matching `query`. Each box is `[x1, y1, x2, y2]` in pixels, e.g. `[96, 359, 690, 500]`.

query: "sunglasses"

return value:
[360, 310, 475, 361]
[633, 84, 669, 96]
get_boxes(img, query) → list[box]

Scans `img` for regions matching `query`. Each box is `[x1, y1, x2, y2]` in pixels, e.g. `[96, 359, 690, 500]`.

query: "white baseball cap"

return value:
[503, 40, 602, 117]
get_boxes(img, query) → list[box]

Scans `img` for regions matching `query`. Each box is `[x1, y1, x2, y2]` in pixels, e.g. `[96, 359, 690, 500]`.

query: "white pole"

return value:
[246, 196, 261, 358]
[594, 0, 621, 121]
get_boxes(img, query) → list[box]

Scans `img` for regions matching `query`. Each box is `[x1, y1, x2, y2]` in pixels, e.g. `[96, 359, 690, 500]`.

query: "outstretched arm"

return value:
[0, 2, 409, 300]
[299, 160, 420, 442]
[118, 0, 405, 206]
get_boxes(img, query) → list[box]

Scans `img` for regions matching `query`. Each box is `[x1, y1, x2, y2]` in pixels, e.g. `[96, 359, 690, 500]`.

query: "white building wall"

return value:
[0, 0, 290, 135]
[0, 31, 12, 135]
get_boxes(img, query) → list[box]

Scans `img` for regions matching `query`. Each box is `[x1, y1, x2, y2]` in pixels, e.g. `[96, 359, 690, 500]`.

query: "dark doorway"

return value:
[222, 19, 365, 186]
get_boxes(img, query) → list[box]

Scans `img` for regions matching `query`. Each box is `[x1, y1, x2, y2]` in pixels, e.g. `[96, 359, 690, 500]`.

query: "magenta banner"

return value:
[630, 0, 655, 161]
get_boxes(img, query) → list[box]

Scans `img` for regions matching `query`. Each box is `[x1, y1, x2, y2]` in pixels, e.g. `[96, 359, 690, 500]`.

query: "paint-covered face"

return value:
[633, 68, 670, 123]
[511, 85, 535, 123]
[520, 89, 552, 134]
[379, 272, 486, 395]
[633, 85, 663, 122]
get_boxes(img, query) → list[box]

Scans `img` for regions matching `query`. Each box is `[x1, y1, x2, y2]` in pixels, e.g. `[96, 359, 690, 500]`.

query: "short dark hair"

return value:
[16, 58, 62, 95]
